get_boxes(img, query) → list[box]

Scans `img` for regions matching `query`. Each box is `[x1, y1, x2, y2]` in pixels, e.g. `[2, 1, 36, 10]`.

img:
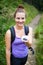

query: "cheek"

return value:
[15, 19, 25, 22]
[23, 19, 26, 22]
[24, 19, 26, 22]
[15, 19, 18, 22]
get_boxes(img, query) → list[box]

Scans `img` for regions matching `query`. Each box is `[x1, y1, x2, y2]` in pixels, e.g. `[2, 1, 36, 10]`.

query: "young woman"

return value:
[5, 5, 33, 65]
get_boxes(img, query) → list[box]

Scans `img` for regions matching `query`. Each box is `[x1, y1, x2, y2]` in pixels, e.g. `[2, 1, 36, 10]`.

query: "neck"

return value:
[15, 24, 24, 30]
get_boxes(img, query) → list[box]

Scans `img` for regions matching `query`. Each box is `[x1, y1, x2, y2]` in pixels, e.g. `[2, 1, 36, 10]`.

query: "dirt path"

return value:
[25, 14, 41, 65]
[28, 14, 41, 29]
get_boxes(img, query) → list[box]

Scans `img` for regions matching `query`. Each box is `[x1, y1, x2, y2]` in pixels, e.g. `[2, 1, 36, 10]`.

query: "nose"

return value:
[19, 19, 22, 22]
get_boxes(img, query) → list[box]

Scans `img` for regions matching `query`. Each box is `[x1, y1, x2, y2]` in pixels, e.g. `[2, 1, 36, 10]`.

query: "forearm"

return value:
[25, 41, 34, 54]
[6, 49, 10, 65]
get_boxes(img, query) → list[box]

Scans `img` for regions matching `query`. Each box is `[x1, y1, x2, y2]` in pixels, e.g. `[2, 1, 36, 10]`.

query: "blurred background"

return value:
[0, 0, 43, 65]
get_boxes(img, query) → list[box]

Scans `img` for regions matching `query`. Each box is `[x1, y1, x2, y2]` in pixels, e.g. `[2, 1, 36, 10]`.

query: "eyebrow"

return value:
[16, 16, 25, 18]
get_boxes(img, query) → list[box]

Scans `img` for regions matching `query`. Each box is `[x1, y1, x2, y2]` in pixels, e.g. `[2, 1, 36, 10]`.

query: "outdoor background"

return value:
[0, 0, 43, 65]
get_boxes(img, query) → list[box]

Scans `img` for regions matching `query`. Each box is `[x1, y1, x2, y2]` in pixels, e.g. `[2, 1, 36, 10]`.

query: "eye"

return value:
[17, 17, 20, 19]
[22, 17, 24, 19]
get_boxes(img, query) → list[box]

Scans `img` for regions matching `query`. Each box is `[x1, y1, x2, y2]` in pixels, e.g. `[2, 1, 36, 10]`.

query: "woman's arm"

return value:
[25, 27, 33, 47]
[5, 30, 11, 65]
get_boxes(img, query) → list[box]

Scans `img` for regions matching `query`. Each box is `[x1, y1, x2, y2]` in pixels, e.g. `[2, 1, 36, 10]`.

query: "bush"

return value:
[32, 0, 43, 11]
[35, 14, 43, 65]
[23, 0, 43, 11]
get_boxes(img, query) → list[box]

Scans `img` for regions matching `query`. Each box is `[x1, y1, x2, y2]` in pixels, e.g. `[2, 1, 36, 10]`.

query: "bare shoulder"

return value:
[5, 29, 11, 43]
[5, 30, 11, 37]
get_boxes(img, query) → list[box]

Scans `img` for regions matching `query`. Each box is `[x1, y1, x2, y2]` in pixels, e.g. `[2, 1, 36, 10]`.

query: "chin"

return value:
[18, 24, 24, 27]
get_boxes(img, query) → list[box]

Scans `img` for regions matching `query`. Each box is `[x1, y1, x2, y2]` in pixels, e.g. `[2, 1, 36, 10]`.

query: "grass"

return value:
[35, 14, 43, 65]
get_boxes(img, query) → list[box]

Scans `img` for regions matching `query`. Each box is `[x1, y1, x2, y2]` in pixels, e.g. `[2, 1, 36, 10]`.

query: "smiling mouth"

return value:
[18, 22, 24, 24]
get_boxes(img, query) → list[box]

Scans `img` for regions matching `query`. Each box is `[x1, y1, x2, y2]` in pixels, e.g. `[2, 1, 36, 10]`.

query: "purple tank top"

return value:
[12, 37, 28, 58]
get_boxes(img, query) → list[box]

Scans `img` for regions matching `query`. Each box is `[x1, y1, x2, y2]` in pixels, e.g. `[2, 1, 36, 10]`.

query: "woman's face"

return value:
[15, 12, 26, 27]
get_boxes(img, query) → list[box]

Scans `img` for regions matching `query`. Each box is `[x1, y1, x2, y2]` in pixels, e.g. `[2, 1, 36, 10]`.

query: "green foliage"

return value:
[34, 14, 43, 39]
[32, 0, 43, 11]
[23, 0, 43, 11]
[35, 14, 43, 65]
[35, 40, 43, 65]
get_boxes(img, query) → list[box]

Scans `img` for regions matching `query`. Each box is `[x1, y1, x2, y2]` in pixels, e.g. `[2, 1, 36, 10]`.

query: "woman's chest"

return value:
[15, 29, 25, 38]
